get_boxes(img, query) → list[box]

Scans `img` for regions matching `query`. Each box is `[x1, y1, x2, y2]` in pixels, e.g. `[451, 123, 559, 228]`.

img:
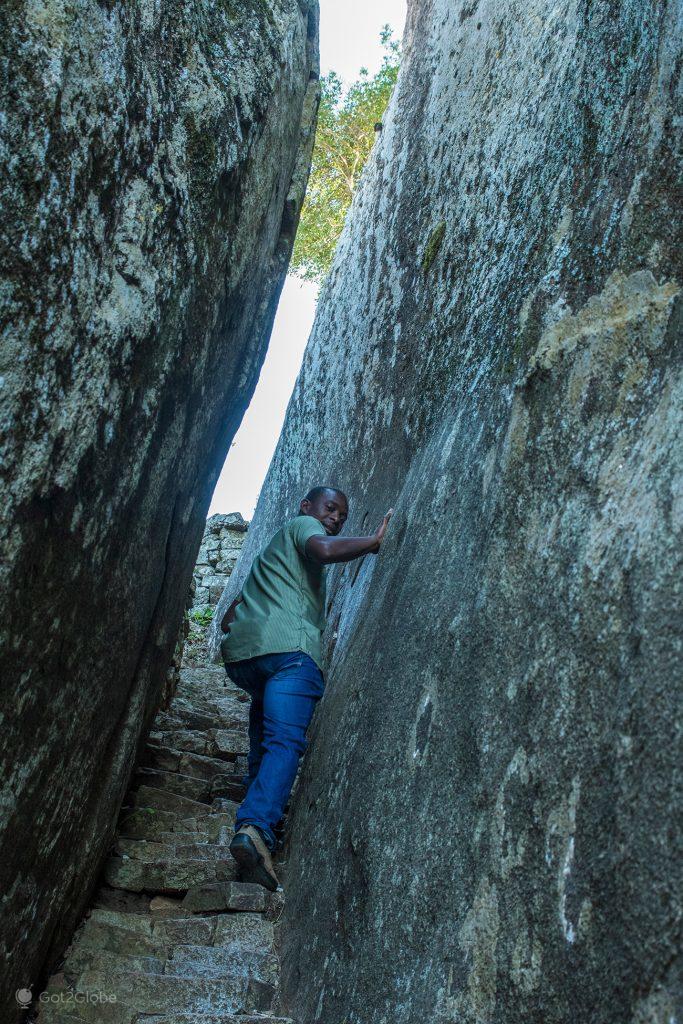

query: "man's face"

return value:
[301, 490, 349, 536]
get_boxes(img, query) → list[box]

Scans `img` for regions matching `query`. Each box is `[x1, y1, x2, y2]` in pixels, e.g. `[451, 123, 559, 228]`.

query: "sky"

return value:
[208, 0, 408, 518]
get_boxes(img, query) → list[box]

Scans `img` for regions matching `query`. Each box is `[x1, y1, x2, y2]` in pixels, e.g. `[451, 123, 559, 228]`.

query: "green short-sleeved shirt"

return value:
[220, 515, 327, 671]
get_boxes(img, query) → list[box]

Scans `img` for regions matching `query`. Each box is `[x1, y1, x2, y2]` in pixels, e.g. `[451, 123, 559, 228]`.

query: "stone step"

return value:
[91, 887, 158, 918]
[132, 785, 211, 817]
[138, 1016, 295, 1024]
[147, 712, 249, 754]
[62, 948, 165, 984]
[114, 839, 180, 862]
[149, 895, 198, 917]
[78, 908, 274, 954]
[141, 745, 185, 772]
[117, 807, 180, 841]
[47, 966, 274, 1016]
[181, 881, 273, 914]
[115, 837, 234, 863]
[117, 805, 236, 844]
[212, 698, 251, 726]
[173, 678, 243, 703]
[162, 944, 278, 984]
[164, 698, 216, 720]
[154, 709, 217, 733]
[86, 909, 157, 934]
[38, 1012, 296, 1024]
[72, 920, 169, 960]
[169, 693, 247, 723]
[211, 754, 248, 779]
[143, 747, 247, 782]
[152, 704, 230, 736]
[35, 1013, 90, 1024]
[148, 915, 217, 944]
[147, 730, 210, 757]
[209, 729, 250, 759]
[132, 768, 212, 803]
[209, 775, 248, 803]
[175, 842, 235, 861]
[104, 855, 239, 894]
[223, 754, 248, 778]
[36, 1006, 129, 1023]
[38, 977, 135, 1023]
[213, 797, 237, 813]
[179, 666, 231, 685]
[184, 742, 248, 771]
[181, 811, 237, 841]
[59, 943, 277, 988]
[156, 831, 210, 845]
[212, 912, 274, 951]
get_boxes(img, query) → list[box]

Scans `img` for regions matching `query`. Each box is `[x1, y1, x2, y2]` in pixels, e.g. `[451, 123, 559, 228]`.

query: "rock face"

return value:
[0, 0, 317, 1015]
[213, 1, 682, 1021]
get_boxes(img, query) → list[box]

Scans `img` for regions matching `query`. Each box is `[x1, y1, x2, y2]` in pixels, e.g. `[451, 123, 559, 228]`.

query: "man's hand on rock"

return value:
[305, 507, 395, 565]
[371, 508, 394, 552]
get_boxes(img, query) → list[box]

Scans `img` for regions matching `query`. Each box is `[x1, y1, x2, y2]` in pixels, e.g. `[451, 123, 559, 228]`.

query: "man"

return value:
[220, 486, 393, 891]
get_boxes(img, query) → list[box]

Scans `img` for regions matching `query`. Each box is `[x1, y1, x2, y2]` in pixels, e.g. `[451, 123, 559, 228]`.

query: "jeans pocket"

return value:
[301, 656, 325, 697]
[264, 651, 304, 673]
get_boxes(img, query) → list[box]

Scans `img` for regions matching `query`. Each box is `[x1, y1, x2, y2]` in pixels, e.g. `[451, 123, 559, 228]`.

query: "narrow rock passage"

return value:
[34, 660, 295, 1024]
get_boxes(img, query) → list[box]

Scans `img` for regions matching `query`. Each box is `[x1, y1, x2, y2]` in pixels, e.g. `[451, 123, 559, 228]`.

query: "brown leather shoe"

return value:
[229, 825, 279, 892]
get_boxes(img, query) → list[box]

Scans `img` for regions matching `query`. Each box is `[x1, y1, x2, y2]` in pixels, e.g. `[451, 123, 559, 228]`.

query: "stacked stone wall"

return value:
[192, 513, 249, 611]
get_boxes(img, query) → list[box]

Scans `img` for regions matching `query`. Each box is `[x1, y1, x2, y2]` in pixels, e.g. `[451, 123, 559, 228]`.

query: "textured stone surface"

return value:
[181, 881, 270, 915]
[213, 1, 682, 1021]
[0, 1, 318, 1013]
[34, 620, 290, 1023]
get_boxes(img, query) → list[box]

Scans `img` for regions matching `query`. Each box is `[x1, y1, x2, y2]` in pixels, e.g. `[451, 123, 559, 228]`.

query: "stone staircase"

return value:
[32, 663, 295, 1024]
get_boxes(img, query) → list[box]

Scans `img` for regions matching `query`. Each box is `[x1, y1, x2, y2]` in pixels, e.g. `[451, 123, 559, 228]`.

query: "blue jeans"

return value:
[225, 651, 325, 850]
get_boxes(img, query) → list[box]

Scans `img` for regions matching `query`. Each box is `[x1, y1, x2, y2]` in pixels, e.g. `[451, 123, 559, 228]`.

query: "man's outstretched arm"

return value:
[305, 509, 393, 565]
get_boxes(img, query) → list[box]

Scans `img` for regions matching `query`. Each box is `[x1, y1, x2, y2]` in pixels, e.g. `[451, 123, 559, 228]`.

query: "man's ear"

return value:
[300, 498, 311, 514]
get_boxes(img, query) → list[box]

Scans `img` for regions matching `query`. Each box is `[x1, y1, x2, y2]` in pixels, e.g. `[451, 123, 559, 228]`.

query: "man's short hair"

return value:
[304, 485, 347, 504]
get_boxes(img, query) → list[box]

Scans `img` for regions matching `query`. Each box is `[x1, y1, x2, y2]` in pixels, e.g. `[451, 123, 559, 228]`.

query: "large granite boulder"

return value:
[212, 1, 681, 1020]
[0, 0, 318, 1015]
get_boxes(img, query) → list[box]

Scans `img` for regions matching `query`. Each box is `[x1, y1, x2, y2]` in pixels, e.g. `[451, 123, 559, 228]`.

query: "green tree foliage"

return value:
[291, 27, 400, 284]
